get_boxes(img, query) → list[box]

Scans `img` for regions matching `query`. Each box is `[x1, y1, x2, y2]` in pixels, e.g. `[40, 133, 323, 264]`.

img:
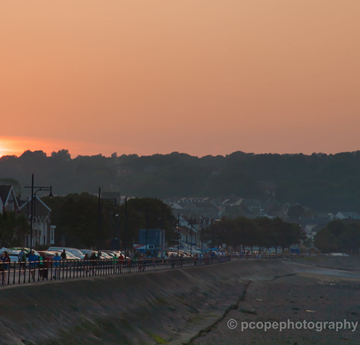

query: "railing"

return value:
[0, 255, 232, 287]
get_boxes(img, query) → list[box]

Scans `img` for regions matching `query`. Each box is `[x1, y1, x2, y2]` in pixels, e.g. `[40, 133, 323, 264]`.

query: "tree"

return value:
[117, 197, 178, 247]
[315, 220, 360, 253]
[287, 205, 305, 219]
[0, 211, 29, 247]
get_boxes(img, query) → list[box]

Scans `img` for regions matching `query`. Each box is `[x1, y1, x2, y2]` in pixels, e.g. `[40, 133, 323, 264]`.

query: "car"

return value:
[9, 247, 40, 256]
[79, 249, 113, 260]
[47, 247, 85, 259]
[47, 251, 81, 260]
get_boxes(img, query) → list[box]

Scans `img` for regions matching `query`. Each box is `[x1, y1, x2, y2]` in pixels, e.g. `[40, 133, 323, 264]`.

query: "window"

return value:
[50, 226, 55, 244]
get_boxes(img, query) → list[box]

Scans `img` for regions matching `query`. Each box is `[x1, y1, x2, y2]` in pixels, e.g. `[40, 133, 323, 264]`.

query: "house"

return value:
[335, 212, 360, 220]
[0, 185, 19, 213]
[18, 196, 56, 247]
[305, 246, 321, 255]
[232, 198, 263, 212]
[289, 216, 329, 240]
[182, 202, 222, 218]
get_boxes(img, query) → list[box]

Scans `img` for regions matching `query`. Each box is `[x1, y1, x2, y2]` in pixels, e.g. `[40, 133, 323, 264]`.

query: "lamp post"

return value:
[124, 196, 128, 256]
[25, 173, 53, 253]
[190, 217, 193, 257]
[97, 187, 117, 257]
[177, 213, 180, 256]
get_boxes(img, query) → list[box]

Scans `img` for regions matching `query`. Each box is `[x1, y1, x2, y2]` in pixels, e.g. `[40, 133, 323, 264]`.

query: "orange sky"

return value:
[1, 0, 360, 158]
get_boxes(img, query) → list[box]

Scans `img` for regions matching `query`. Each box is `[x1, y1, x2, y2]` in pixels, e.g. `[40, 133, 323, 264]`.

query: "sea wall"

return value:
[1, 257, 357, 345]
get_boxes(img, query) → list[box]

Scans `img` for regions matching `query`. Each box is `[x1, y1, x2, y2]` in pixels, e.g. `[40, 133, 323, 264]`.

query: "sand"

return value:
[191, 260, 360, 345]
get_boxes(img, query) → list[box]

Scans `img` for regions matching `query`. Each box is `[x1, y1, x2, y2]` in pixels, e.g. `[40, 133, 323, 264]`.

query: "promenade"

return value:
[0, 255, 232, 287]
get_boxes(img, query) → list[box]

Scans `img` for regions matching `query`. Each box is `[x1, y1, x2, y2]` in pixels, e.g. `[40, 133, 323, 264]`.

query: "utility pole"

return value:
[124, 196, 128, 256]
[177, 213, 180, 256]
[190, 217, 193, 257]
[25, 174, 52, 253]
[97, 187, 101, 257]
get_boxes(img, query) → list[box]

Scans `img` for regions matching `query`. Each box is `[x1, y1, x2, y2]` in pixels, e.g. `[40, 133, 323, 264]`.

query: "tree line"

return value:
[3, 149, 360, 211]
[42, 194, 179, 250]
[0, 211, 29, 248]
[314, 220, 360, 254]
[202, 216, 305, 253]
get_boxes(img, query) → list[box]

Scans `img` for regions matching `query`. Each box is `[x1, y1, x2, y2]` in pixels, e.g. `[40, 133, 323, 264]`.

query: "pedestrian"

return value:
[38, 252, 45, 279]
[132, 255, 138, 273]
[53, 252, 61, 279]
[127, 256, 132, 273]
[61, 249, 67, 260]
[1, 251, 11, 285]
[43, 253, 51, 280]
[138, 254, 143, 272]
[83, 253, 90, 275]
[112, 254, 117, 273]
[170, 253, 175, 268]
[193, 254, 198, 266]
[28, 250, 38, 282]
[179, 254, 184, 268]
[118, 253, 125, 273]
[18, 248, 26, 274]
[90, 252, 97, 275]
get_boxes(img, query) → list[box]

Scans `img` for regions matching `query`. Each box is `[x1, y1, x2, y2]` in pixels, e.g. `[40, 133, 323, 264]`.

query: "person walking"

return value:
[127, 255, 132, 273]
[193, 254, 198, 266]
[18, 248, 26, 274]
[138, 254, 143, 272]
[53, 252, 61, 280]
[170, 253, 175, 268]
[28, 250, 38, 282]
[38, 252, 45, 279]
[61, 250, 67, 260]
[1, 251, 11, 285]
[179, 254, 184, 268]
[90, 252, 97, 275]
[112, 254, 117, 274]
[83, 253, 90, 275]
[118, 253, 125, 273]
[43, 252, 51, 280]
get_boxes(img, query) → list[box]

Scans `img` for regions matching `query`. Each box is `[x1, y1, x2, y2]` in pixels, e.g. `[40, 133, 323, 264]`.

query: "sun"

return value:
[0, 141, 13, 157]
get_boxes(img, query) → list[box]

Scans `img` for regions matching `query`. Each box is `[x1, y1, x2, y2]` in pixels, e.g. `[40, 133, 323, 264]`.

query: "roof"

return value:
[336, 212, 359, 219]
[0, 185, 19, 209]
[0, 185, 12, 204]
[305, 246, 321, 252]
[18, 195, 51, 213]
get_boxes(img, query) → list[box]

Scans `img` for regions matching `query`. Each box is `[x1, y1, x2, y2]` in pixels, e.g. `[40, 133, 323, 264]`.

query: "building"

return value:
[18, 196, 56, 247]
[138, 229, 165, 256]
[0, 185, 19, 213]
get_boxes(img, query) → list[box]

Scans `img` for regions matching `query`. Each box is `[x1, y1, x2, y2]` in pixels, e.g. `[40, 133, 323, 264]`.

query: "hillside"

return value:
[2, 150, 360, 211]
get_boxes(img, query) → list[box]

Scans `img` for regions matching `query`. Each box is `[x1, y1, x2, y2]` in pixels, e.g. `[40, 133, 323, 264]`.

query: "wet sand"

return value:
[191, 262, 360, 345]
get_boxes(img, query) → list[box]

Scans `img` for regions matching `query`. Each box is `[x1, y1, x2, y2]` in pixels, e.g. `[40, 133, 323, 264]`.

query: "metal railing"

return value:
[0, 255, 232, 287]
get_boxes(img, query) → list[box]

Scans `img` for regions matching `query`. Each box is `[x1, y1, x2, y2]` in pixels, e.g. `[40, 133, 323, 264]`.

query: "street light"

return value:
[97, 187, 117, 257]
[25, 173, 53, 253]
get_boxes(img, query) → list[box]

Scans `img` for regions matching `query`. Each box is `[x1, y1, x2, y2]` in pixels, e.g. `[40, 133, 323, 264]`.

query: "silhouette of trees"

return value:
[314, 220, 360, 253]
[203, 216, 304, 252]
[0, 211, 29, 247]
[42, 195, 178, 249]
[3, 150, 360, 211]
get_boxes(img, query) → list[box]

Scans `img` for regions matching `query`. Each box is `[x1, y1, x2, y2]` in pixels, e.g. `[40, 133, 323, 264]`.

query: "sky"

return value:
[1, 0, 360, 158]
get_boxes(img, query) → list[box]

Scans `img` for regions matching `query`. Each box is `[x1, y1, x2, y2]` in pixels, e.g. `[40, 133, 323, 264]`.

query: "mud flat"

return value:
[192, 257, 360, 345]
[1, 257, 359, 345]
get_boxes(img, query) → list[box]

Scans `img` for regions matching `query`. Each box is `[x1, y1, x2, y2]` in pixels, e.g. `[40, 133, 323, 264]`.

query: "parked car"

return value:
[47, 247, 85, 259]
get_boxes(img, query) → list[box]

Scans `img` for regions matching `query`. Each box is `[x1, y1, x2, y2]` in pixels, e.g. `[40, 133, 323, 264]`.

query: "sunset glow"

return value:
[1, 0, 360, 158]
